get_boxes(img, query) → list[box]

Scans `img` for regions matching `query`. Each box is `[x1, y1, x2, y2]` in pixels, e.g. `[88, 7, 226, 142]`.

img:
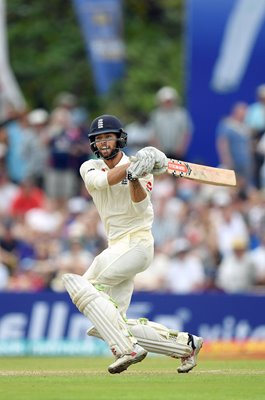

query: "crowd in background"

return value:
[0, 85, 265, 294]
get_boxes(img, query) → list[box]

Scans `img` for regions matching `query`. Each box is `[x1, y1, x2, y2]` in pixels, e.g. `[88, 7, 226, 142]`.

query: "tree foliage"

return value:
[6, 0, 185, 120]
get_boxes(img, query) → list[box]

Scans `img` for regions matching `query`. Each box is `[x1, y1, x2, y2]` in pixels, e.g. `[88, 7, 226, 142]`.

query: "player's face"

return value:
[95, 133, 118, 158]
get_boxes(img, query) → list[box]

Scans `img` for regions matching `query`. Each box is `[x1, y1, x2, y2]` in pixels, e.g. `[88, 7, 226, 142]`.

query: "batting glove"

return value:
[135, 147, 168, 175]
[127, 152, 155, 180]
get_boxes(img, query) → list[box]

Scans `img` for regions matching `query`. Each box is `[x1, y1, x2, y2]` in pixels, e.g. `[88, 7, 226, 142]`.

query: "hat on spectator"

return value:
[28, 109, 49, 125]
[156, 86, 179, 103]
[232, 238, 248, 251]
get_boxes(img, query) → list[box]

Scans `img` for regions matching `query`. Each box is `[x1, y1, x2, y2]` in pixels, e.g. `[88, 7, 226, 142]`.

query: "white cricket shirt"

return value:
[80, 153, 154, 240]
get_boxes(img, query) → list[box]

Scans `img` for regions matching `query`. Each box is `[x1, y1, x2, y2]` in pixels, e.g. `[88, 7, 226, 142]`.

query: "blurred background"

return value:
[0, 0, 265, 359]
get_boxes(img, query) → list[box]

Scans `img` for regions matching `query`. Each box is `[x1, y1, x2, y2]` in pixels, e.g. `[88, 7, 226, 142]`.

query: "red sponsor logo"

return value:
[146, 181, 152, 191]
[168, 161, 189, 173]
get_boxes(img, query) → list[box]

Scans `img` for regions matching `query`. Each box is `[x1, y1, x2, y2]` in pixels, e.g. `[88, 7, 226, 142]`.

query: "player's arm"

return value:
[107, 162, 147, 202]
[80, 161, 129, 189]
[107, 163, 130, 185]
[128, 178, 147, 203]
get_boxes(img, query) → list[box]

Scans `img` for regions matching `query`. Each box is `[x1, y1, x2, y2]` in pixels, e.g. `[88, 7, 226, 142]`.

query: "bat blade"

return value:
[167, 159, 237, 187]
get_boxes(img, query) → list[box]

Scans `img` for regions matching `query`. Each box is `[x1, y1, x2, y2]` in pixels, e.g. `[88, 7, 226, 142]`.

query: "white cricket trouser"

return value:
[83, 230, 154, 314]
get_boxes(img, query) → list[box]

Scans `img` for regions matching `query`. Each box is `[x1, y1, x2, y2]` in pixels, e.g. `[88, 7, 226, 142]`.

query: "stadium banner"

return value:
[0, 0, 26, 120]
[72, 0, 126, 95]
[0, 292, 264, 356]
[185, 0, 265, 166]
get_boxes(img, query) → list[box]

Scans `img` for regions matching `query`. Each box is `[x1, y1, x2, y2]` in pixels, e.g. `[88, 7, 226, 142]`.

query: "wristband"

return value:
[127, 170, 138, 181]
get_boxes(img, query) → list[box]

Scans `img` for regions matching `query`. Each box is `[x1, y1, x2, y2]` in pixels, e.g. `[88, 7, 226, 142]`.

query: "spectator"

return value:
[21, 108, 50, 188]
[256, 131, 265, 190]
[164, 238, 206, 293]
[125, 111, 154, 155]
[250, 229, 265, 287]
[134, 249, 170, 292]
[216, 102, 253, 190]
[149, 86, 193, 160]
[10, 178, 46, 218]
[44, 107, 79, 203]
[51, 235, 94, 292]
[0, 168, 20, 215]
[53, 91, 91, 176]
[44, 99, 90, 204]
[0, 220, 19, 273]
[245, 84, 265, 188]
[151, 175, 183, 251]
[216, 238, 256, 293]
[53, 91, 89, 129]
[2, 107, 30, 184]
[210, 190, 249, 257]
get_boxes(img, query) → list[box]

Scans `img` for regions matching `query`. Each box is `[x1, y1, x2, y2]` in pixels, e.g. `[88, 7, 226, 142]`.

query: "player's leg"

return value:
[127, 319, 203, 373]
[73, 232, 154, 373]
[62, 273, 147, 374]
[83, 231, 154, 315]
[88, 318, 203, 373]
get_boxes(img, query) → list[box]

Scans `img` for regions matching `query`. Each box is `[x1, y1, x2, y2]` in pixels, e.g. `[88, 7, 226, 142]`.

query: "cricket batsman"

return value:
[62, 114, 203, 374]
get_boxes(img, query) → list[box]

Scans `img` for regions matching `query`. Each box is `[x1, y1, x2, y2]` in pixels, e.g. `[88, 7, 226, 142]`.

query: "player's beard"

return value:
[98, 147, 119, 160]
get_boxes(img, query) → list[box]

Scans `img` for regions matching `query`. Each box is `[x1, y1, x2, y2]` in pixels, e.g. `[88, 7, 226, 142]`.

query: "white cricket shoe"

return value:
[108, 344, 147, 374]
[177, 335, 203, 373]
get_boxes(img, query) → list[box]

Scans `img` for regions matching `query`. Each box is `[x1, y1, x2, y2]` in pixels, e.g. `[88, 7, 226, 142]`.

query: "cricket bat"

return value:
[167, 159, 236, 187]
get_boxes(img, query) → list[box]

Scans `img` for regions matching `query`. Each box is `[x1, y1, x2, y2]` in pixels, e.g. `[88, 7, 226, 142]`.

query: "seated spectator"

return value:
[0, 168, 20, 215]
[9, 178, 46, 218]
[7, 269, 46, 292]
[164, 238, 206, 293]
[216, 238, 256, 293]
[245, 84, 265, 188]
[151, 175, 183, 252]
[50, 234, 93, 292]
[0, 219, 20, 274]
[210, 190, 249, 257]
[134, 250, 170, 292]
[250, 229, 265, 287]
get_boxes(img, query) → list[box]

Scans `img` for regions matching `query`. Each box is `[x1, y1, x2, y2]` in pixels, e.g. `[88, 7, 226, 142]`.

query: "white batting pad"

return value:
[87, 318, 192, 358]
[127, 319, 192, 358]
[62, 273, 135, 356]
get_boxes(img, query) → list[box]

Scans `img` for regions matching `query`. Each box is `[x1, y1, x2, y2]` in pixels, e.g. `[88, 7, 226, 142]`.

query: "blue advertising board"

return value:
[0, 292, 264, 355]
[186, 0, 265, 166]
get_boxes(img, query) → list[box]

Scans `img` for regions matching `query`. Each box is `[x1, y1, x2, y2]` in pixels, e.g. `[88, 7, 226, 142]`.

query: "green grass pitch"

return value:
[0, 357, 264, 400]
